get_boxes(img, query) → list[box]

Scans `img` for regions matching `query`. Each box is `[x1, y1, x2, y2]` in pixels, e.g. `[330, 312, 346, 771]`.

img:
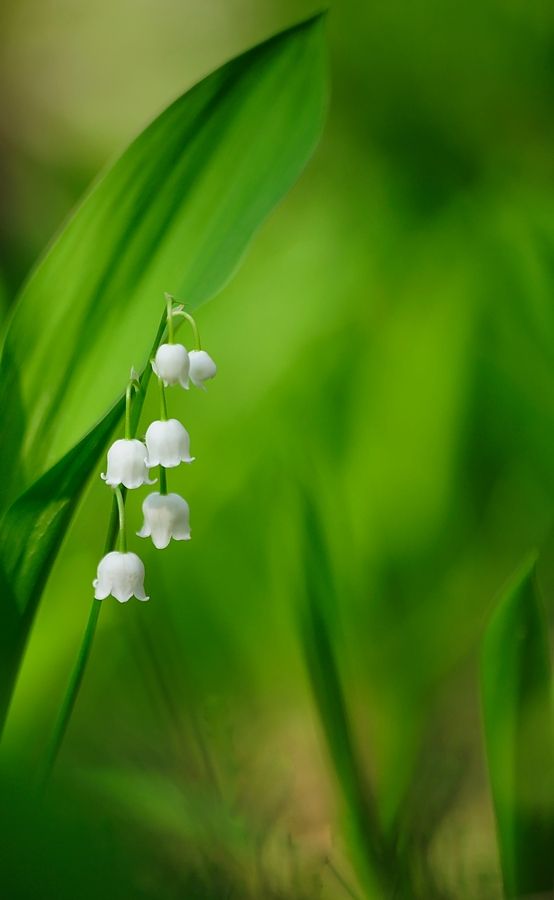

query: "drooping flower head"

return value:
[101, 438, 155, 489]
[145, 418, 194, 468]
[152, 343, 190, 389]
[189, 350, 217, 390]
[137, 492, 191, 549]
[93, 551, 149, 602]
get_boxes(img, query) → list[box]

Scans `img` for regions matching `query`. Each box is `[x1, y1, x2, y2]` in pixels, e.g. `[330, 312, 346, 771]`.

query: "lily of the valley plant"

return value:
[41, 294, 216, 784]
[94, 293, 216, 602]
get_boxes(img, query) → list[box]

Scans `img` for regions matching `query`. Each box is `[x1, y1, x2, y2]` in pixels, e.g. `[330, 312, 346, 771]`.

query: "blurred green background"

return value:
[1, 1, 553, 898]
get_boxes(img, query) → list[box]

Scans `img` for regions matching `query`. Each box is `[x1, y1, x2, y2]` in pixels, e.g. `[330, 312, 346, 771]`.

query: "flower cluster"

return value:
[93, 296, 216, 603]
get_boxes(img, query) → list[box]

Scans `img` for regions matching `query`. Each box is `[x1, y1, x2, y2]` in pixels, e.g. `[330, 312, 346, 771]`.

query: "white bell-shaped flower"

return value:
[145, 418, 194, 467]
[137, 492, 191, 549]
[101, 439, 155, 489]
[189, 350, 217, 390]
[93, 551, 149, 602]
[151, 343, 190, 388]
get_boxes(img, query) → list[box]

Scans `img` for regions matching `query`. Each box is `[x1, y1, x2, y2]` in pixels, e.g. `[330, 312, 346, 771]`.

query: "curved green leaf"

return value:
[0, 15, 326, 731]
[481, 556, 554, 898]
[0, 14, 326, 508]
[0, 402, 121, 725]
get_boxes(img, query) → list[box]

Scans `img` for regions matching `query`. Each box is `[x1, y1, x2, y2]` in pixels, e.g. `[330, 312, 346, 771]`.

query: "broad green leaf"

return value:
[481, 555, 554, 898]
[0, 14, 326, 507]
[0, 15, 326, 730]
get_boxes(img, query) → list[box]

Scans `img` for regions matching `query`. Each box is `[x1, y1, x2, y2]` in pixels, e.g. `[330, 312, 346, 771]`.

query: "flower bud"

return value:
[152, 343, 190, 388]
[189, 350, 217, 390]
[137, 492, 191, 549]
[145, 419, 194, 467]
[101, 439, 155, 489]
[93, 551, 149, 602]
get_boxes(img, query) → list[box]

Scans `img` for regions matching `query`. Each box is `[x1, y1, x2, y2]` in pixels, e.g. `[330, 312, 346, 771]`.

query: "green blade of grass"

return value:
[298, 494, 395, 899]
[481, 555, 554, 898]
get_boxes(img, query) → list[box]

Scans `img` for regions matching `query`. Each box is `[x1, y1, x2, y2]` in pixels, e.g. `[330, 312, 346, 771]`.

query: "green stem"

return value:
[40, 495, 120, 788]
[41, 599, 102, 788]
[173, 310, 201, 350]
[159, 378, 168, 421]
[124, 382, 133, 440]
[164, 293, 201, 349]
[166, 293, 174, 344]
[159, 466, 167, 495]
[128, 309, 170, 436]
[114, 486, 127, 553]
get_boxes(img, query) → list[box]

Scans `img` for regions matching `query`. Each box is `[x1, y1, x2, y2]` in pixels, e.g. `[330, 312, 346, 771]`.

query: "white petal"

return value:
[93, 577, 111, 600]
[137, 492, 191, 548]
[123, 552, 149, 601]
[102, 439, 153, 489]
[152, 527, 172, 550]
[167, 493, 191, 540]
[189, 350, 217, 389]
[172, 523, 191, 541]
[145, 419, 194, 468]
[153, 343, 190, 388]
[94, 552, 122, 600]
[93, 551, 149, 601]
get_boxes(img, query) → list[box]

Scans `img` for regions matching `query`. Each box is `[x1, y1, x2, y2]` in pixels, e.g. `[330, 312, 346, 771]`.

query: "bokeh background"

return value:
[1, 1, 554, 898]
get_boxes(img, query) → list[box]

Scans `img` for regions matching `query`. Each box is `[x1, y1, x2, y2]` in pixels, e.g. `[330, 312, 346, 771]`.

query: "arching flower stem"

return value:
[124, 373, 140, 440]
[173, 310, 201, 350]
[164, 293, 201, 350]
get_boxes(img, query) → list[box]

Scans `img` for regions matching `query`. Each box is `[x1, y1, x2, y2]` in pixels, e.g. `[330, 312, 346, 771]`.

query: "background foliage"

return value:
[1, 1, 553, 898]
